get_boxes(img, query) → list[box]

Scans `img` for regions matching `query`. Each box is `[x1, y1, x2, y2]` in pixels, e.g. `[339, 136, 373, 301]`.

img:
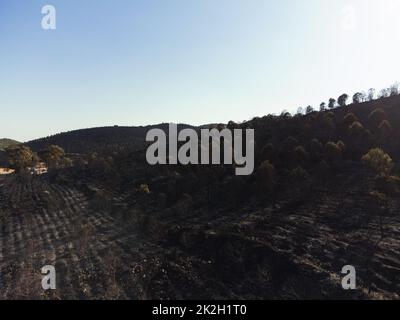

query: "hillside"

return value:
[27, 124, 196, 155]
[0, 138, 20, 151]
[25, 95, 400, 160]
[2, 94, 400, 299]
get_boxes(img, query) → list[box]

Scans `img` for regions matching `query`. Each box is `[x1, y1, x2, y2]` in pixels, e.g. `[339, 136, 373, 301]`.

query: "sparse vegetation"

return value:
[3, 85, 400, 300]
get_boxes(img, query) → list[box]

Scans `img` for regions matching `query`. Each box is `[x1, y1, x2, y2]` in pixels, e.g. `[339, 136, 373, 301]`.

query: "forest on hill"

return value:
[2, 86, 400, 299]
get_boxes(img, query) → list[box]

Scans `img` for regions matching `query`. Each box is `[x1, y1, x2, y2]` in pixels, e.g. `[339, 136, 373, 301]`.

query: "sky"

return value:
[1, 0, 400, 142]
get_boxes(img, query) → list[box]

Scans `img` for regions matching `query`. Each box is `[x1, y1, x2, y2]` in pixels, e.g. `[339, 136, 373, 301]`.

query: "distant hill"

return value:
[0, 138, 20, 151]
[27, 124, 196, 155]
[26, 94, 400, 162]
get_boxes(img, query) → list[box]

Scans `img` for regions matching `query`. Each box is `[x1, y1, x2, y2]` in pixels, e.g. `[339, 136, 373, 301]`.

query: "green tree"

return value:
[40, 145, 66, 169]
[5, 145, 37, 173]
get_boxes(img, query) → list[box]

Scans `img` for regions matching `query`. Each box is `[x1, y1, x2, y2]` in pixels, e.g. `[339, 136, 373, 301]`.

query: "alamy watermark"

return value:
[341, 265, 356, 290]
[41, 265, 56, 290]
[41, 5, 56, 30]
[146, 124, 254, 176]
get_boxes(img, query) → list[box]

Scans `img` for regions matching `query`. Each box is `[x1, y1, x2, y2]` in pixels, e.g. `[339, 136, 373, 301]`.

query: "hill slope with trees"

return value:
[2, 86, 400, 299]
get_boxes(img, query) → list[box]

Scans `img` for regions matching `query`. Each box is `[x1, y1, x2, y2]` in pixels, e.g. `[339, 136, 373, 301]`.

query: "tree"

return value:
[280, 136, 299, 155]
[328, 98, 336, 109]
[320, 102, 326, 112]
[367, 88, 375, 101]
[348, 121, 365, 150]
[306, 106, 314, 114]
[289, 167, 309, 185]
[369, 191, 389, 238]
[293, 146, 308, 165]
[389, 83, 399, 96]
[40, 145, 66, 169]
[336, 141, 346, 153]
[310, 138, 323, 160]
[352, 92, 363, 104]
[258, 160, 275, 192]
[280, 110, 292, 118]
[338, 94, 349, 107]
[378, 120, 392, 140]
[5, 145, 37, 173]
[362, 148, 393, 176]
[348, 121, 364, 135]
[260, 143, 275, 162]
[297, 107, 304, 115]
[325, 142, 343, 163]
[343, 113, 358, 127]
[369, 108, 386, 127]
[227, 121, 239, 130]
[378, 88, 389, 99]
[257, 160, 275, 205]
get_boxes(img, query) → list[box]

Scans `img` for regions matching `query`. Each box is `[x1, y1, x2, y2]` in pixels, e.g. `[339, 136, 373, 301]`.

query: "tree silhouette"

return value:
[389, 83, 399, 96]
[352, 92, 363, 104]
[306, 106, 314, 114]
[257, 160, 276, 204]
[367, 88, 375, 101]
[338, 94, 349, 107]
[328, 98, 336, 109]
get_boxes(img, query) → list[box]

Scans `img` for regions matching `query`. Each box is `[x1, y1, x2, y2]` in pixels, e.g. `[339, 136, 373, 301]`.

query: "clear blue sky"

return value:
[1, 0, 400, 142]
